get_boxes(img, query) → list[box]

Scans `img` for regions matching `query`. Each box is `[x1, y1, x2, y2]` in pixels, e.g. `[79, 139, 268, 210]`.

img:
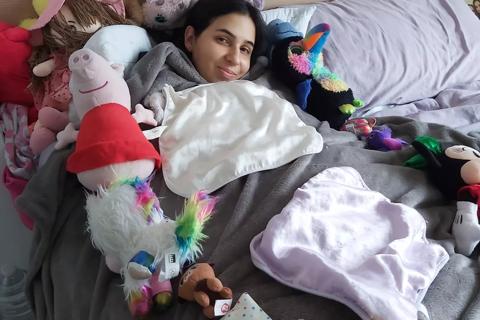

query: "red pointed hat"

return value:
[66, 103, 161, 174]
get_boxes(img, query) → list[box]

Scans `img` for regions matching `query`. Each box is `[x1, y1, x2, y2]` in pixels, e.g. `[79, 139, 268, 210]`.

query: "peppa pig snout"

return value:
[69, 49, 97, 80]
[68, 48, 132, 118]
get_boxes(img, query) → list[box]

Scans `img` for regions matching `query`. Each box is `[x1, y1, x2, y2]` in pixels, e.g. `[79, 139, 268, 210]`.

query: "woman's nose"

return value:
[225, 47, 240, 65]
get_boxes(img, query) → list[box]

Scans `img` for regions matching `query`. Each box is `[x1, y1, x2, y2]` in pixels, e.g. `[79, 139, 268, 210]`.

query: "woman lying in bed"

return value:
[127, 0, 269, 121]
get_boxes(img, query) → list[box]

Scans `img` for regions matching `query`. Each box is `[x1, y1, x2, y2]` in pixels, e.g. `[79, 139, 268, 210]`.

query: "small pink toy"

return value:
[340, 118, 376, 138]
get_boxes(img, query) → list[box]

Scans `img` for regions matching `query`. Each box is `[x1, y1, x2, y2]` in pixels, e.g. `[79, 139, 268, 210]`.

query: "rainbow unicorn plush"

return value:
[85, 178, 215, 317]
[269, 20, 363, 130]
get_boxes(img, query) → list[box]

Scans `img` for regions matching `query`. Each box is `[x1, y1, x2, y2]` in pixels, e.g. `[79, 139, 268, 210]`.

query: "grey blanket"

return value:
[17, 106, 480, 319]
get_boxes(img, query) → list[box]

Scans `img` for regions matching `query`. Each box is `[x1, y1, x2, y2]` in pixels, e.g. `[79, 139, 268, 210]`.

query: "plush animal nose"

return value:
[72, 53, 90, 64]
[69, 48, 96, 80]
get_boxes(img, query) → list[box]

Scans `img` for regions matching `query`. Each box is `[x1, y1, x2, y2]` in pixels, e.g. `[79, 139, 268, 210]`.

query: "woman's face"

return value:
[184, 13, 256, 82]
[475, 1, 480, 13]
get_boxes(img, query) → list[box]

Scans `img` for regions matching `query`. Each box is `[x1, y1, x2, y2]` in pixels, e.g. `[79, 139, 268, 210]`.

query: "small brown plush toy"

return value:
[178, 263, 233, 319]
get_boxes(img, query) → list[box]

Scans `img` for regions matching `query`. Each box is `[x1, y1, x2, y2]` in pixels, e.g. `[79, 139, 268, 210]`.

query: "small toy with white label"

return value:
[178, 263, 233, 319]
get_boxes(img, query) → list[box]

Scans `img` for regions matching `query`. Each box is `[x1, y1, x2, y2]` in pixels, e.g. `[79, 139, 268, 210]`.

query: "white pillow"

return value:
[261, 4, 317, 36]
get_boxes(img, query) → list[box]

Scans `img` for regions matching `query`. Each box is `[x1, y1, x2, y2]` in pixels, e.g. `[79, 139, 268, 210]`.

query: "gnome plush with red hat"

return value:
[57, 48, 215, 317]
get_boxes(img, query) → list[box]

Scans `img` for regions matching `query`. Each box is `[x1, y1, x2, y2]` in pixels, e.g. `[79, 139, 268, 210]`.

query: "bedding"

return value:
[17, 113, 480, 320]
[12, 1, 480, 320]
[158, 81, 323, 196]
[355, 81, 480, 135]
[250, 166, 449, 320]
[306, 0, 480, 109]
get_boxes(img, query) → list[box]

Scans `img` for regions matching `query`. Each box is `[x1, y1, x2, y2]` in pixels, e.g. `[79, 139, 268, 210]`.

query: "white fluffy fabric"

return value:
[85, 183, 176, 296]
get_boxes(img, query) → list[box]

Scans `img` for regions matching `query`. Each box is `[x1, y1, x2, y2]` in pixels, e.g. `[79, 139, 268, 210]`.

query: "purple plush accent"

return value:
[308, 0, 480, 108]
[366, 126, 408, 152]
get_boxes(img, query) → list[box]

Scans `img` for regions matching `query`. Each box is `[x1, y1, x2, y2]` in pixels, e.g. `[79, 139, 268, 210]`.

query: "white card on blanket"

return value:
[220, 293, 271, 320]
[158, 80, 323, 197]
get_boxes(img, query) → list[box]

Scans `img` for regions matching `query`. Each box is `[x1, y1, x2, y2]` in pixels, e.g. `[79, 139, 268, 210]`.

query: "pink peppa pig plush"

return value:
[58, 48, 215, 317]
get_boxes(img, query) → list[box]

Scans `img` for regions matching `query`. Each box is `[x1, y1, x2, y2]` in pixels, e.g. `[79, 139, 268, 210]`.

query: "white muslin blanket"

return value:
[158, 80, 324, 197]
[250, 167, 449, 320]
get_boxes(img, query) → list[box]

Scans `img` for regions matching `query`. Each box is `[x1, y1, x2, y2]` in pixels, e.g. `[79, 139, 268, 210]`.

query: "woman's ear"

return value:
[184, 25, 195, 52]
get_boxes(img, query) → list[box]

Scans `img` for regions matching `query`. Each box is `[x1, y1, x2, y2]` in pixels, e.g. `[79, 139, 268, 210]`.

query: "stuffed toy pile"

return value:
[56, 47, 215, 318]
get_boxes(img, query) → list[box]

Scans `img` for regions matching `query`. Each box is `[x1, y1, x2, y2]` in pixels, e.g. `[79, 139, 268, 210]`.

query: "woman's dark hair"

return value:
[182, 0, 267, 63]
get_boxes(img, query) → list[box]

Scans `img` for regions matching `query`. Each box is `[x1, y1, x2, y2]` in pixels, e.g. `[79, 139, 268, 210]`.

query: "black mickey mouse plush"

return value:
[412, 139, 480, 256]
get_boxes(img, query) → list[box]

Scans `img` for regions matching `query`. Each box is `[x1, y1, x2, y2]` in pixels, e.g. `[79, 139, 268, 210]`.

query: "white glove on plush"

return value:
[452, 201, 480, 256]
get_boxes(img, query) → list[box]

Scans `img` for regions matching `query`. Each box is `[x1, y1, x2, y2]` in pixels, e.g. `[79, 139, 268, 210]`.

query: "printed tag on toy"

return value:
[214, 299, 233, 317]
[143, 126, 167, 140]
[158, 247, 180, 280]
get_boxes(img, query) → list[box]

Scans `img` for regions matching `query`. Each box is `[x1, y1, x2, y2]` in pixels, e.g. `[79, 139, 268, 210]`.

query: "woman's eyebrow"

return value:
[215, 28, 254, 47]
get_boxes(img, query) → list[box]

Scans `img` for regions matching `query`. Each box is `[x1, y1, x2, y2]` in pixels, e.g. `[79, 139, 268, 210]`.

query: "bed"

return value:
[11, 0, 480, 319]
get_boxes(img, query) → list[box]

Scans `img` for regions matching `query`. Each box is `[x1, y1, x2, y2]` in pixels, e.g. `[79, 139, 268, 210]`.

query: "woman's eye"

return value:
[216, 37, 229, 45]
[240, 47, 251, 55]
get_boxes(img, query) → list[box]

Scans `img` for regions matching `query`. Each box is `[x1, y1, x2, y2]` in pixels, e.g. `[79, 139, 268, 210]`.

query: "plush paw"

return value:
[144, 91, 165, 122]
[55, 123, 78, 149]
[128, 262, 152, 280]
[352, 99, 364, 108]
[132, 103, 158, 126]
[128, 250, 156, 279]
[338, 103, 357, 115]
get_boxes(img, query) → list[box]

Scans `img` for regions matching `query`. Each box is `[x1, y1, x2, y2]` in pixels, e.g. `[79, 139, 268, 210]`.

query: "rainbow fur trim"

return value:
[311, 54, 325, 78]
[313, 64, 349, 93]
[175, 191, 216, 263]
[288, 49, 312, 75]
[111, 177, 163, 224]
[319, 77, 349, 93]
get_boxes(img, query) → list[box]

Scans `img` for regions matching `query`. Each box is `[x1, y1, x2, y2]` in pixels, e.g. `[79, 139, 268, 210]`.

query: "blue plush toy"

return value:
[268, 19, 364, 129]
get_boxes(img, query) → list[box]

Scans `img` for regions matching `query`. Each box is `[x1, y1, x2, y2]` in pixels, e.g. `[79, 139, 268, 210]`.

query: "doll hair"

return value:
[30, 0, 129, 90]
